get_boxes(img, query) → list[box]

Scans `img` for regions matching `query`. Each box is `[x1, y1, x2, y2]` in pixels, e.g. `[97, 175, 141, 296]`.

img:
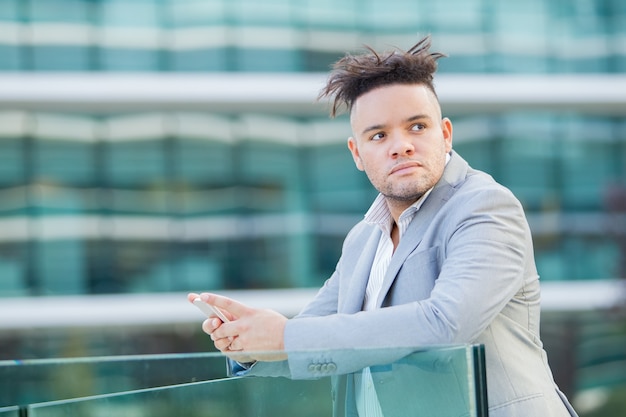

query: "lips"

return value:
[389, 161, 422, 175]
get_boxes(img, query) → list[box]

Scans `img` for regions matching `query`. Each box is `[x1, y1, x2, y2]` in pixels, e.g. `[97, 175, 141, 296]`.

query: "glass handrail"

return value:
[0, 352, 228, 408]
[3, 344, 488, 417]
[28, 376, 331, 417]
[0, 406, 19, 417]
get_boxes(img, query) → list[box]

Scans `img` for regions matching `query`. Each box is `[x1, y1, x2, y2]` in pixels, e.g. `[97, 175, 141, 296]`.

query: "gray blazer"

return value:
[244, 151, 578, 417]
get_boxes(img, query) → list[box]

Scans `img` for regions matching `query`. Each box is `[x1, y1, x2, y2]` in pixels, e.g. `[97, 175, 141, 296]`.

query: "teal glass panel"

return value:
[169, 49, 228, 72]
[452, 130, 496, 177]
[609, 2, 626, 71]
[166, 1, 228, 71]
[487, 2, 551, 73]
[307, 143, 374, 213]
[499, 139, 558, 210]
[29, 375, 329, 417]
[561, 238, 620, 281]
[26, 1, 94, 71]
[439, 54, 488, 74]
[34, 140, 96, 187]
[173, 121, 236, 215]
[98, 48, 163, 71]
[230, 0, 295, 26]
[424, 0, 484, 33]
[0, 352, 228, 408]
[31, 114, 97, 187]
[237, 139, 301, 213]
[97, 0, 163, 71]
[575, 311, 626, 390]
[559, 127, 618, 211]
[0, 242, 27, 296]
[29, 186, 97, 216]
[27, 0, 92, 23]
[125, 245, 223, 293]
[534, 248, 567, 281]
[297, 0, 359, 30]
[495, 116, 559, 211]
[34, 239, 86, 295]
[218, 236, 294, 289]
[233, 48, 301, 72]
[99, 0, 161, 27]
[104, 187, 171, 216]
[0, 137, 24, 188]
[359, 0, 423, 32]
[30, 124, 99, 213]
[547, 1, 610, 73]
[0, 45, 21, 71]
[8, 345, 487, 417]
[498, 139, 559, 211]
[0, 406, 18, 416]
[104, 123, 169, 215]
[302, 49, 342, 72]
[0, 0, 20, 20]
[31, 46, 92, 71]
[100, 241, 170, 293]
[166, 0, 225, 27]
[106, 139, 167, 188]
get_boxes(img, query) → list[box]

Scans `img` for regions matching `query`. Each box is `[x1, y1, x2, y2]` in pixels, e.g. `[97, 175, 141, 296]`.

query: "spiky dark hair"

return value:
[318, 36, 447, 117]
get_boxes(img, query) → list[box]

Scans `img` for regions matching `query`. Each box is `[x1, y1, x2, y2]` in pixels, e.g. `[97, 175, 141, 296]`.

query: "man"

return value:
[188, 36, 578, 416]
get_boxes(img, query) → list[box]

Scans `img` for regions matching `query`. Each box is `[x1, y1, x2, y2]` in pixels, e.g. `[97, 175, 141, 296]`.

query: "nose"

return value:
[389, 133, 415, 158]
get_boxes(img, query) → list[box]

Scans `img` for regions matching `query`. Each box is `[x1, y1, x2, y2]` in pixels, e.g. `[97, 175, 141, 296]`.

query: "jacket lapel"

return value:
[376, 151, 469, 307]
[341, 226, 382, 313]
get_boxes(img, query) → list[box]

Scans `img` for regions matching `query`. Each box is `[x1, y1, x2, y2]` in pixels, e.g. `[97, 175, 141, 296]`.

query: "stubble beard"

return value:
[379, 181, 430, 205]
[371, 163, 442, 206]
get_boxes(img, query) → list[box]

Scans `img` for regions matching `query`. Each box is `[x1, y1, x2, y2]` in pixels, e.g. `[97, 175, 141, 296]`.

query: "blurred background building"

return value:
[0, 1, 625, 415]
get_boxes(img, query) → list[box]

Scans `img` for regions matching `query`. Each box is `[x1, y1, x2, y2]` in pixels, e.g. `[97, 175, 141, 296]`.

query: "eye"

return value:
[370, 132, 385, 141]
[410, 123, 426, 131]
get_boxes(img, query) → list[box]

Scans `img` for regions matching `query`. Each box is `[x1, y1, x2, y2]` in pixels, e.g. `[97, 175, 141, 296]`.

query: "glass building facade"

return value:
[1, 2, 626, 414]
[0, 0, 625, 297]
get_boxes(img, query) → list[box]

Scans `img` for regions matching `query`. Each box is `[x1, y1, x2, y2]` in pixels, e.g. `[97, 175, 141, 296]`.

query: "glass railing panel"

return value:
[20, 345, 487, 417]
[0, 352, 227, 408]
[364, 344, 487, 416]
[0, 406, 19, 417]
[27, 376, 331, 417]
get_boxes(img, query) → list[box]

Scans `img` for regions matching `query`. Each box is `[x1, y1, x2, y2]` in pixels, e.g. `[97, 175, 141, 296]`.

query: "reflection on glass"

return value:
[2, 345, 487, 417]
[0, 352, 228, 408]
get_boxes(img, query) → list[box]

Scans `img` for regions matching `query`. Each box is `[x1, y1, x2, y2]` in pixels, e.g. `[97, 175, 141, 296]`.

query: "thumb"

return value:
[199, 293, 250, 318]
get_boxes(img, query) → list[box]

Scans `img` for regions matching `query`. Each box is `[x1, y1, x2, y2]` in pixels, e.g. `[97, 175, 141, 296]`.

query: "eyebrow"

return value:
[360, 114, 432, 136]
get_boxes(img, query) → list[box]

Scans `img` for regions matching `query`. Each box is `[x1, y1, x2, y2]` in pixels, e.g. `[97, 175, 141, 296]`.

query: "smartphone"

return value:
[192, 297, 230, 322]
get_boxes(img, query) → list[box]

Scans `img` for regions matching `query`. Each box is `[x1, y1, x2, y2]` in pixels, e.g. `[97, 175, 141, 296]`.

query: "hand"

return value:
[189, 292, 288, 362]
[189, 292, 252, 360]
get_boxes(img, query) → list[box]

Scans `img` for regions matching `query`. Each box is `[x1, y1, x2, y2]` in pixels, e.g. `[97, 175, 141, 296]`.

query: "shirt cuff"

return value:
[227, 359, 257, 376]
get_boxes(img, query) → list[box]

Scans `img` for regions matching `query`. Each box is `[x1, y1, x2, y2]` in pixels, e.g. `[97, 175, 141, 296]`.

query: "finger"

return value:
[187, 292, 200, 303]
[201, 318, 222, 335]
[213, 337, 232, 352]
[199, 293, 251, 318]
[212, 321, 238, 340]
[228, 337, 242, 352]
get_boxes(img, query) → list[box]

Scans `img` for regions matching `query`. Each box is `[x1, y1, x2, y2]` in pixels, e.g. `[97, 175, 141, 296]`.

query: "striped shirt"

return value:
[355, 187, 434, 417]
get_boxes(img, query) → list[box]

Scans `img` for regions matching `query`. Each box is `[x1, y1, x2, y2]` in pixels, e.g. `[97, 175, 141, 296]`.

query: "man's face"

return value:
[348, 83, 453, 213]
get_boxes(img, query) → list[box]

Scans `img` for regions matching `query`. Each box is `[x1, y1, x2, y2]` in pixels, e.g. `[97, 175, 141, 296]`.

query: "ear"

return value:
[347, 137, 364, 171]
[442, 117, 453, 152]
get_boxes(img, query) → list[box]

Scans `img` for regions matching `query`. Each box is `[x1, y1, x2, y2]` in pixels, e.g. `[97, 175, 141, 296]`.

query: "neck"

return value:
[385, 198, 417, 223]
[390, 221, 400, 251]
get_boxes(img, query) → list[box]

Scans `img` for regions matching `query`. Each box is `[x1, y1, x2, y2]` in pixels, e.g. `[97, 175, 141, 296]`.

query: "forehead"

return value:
[350, 83, 441, 126]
